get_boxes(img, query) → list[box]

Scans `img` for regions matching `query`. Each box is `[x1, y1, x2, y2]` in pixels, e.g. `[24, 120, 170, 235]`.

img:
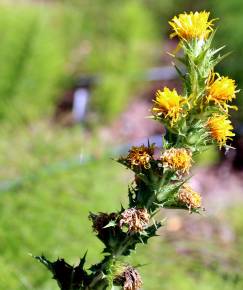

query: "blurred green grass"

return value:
[0, 0, 161, 125]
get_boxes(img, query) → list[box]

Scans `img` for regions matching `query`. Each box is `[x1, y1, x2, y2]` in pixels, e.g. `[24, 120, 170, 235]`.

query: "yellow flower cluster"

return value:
[205, 74, 237, 147]
[152, 87, 185, 126]
[161, 148, 192, 175]
[169, 11, 215, 40]
[153, 11, 238, 148]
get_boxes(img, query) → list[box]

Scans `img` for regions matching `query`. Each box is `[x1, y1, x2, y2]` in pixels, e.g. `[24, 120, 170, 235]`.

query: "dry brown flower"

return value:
[125, 144, 155, 169]
[119, 208, 150, 233]
[161, 148, 192, 175]
[114, 266, 142, 290]
[178, 184, 202, 211]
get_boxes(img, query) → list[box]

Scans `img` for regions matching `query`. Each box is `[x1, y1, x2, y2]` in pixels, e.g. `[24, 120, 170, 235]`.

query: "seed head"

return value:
[114, 266, 142, 290]
[178, 184, 202, 211]
[123, 144, 155, 170]
[119, 208, 150, 233]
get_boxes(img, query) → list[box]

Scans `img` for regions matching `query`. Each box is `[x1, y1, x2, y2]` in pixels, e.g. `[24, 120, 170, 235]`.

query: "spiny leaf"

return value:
[173, 63, 185, 80]
[156, 181, 185, 202]
[34, 254, 88, 290]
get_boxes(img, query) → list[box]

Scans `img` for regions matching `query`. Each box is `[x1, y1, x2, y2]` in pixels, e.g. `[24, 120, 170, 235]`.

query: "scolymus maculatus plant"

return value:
[35, 11, 239, 290]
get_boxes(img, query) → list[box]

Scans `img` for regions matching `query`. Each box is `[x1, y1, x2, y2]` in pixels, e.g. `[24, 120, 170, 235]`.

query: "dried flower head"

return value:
[206, 114, 235, 148]
[125, 144, 155, 170]
[114, 266, 142, 290]
[206, 76, 238, 112]
[178, 184, 202, 210]
[119, 208, 150, 233]
[169, 11, 215, 40]
[161, 148, 192, 174]
[152, 87, 185, 126]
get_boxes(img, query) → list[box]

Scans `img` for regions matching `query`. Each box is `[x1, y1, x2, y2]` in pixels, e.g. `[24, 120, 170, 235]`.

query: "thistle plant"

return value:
[35, 11, 239, 290]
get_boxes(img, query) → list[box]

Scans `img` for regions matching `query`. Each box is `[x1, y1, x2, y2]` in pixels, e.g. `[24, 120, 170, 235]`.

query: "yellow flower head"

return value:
[161, 148, 192, 174]
[206, 76, 238, 112]
[126, 144, 155, 169]
[178, 184, 202, 210]
[207, 114, 235, 148]
[152, 87, 184, 126]
[169, 11, 215, 40]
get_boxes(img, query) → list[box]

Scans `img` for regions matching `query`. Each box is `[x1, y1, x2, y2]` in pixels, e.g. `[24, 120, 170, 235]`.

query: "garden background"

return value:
[1, 0, 243, 289]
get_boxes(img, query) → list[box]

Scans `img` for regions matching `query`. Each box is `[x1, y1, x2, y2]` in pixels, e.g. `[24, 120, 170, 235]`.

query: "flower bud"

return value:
[114, 266, 142, 290]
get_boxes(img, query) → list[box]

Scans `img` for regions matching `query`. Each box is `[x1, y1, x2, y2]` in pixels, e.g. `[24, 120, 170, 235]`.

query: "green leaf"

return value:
[173, 64, 185, 80]
[103, 220, 117, 229]
[156, 181, 184, 203]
